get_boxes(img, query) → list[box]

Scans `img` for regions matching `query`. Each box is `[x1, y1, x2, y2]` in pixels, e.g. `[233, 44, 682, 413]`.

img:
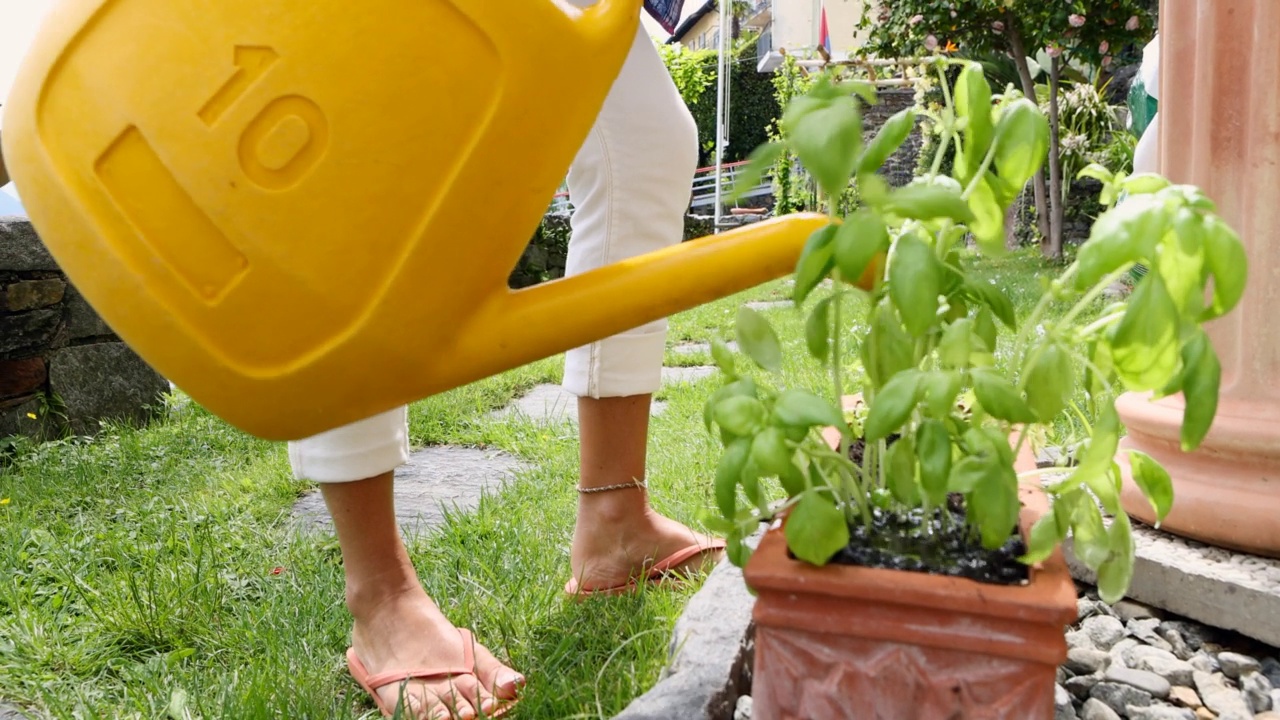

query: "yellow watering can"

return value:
[2, 0, 826, 441]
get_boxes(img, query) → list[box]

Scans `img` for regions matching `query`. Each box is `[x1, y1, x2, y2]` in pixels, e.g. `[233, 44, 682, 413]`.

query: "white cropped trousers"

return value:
[287, 16, 700, 483]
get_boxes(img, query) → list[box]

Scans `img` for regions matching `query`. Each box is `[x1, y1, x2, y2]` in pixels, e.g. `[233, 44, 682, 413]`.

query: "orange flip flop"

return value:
[563, 541, 727, 599]
[346, 628, 520, 719]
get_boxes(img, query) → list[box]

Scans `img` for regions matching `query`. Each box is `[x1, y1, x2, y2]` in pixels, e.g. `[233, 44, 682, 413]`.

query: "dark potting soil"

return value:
[817, 435, 1030, 586]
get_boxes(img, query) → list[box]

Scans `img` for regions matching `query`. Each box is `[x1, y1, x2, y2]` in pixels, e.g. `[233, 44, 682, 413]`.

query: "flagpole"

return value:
[713, 0, 729, 232]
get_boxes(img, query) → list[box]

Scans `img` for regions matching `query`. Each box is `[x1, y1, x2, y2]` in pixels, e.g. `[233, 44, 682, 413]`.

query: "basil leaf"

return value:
[794, 225, 838, 306]
[993, 98, 1049, 189]
[805, 297, 833, 361]
[1111, 275, 1182, 391]
[857, 107, 916, 175]
[773, 388, 846, 429]
[784, 490, 850, 566]
[834, 209, 890, 288]
[728, 142, 783, 203]
[970, 463, 1019, 550]
[715, 438, 751, 517]
[1201, 215, 1248, 321]
[917, 419, 952, 505]
[787, 95, 862, 198]
[1179, 330, 1221, 451]
[884, 183, 975, 223]
[972, 368, 1036, 424]
[736, 306, 784, 373]
[890, 232, 942, 337]
[864, 370, 923, 442]
[1128, 450, 1174, 525]
[1023, 343, 1074, 422]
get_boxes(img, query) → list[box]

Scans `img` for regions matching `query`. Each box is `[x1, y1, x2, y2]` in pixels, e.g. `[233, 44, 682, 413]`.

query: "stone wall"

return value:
[1, 218, 169, 439]
[861, 88, 924, 188]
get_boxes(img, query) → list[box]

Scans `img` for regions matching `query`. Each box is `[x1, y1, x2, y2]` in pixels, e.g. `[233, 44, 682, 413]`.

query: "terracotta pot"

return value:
[743, 397, 1078, 720]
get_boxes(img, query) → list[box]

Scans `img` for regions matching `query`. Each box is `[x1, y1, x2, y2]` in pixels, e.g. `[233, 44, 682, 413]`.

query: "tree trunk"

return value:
[1006, 17, 1051, 245]
[1045, 54, 1065, 260]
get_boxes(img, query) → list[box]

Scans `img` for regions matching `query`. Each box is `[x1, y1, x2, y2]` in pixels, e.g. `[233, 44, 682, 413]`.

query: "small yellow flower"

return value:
[0, 498, 10, 506]
[26, 413, 36, 420]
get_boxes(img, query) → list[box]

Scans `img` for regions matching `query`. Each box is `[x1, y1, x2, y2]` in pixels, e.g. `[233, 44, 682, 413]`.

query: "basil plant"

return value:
[703, 61, 1246, 603]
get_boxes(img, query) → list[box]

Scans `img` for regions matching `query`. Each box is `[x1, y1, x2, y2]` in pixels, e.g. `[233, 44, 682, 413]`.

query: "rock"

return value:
[1081, 698, 1123, 720]
[1241, 671, 1274, 713]
[1092, 682, 1155, 715]
[1057, 684, 1078, 720]
[734, 695, 753, 720]
[1218, 652, 1261, 680]
[1058, 666, 1072, 684]
[1255, 713, 1280, 720]
[3, 279, 65, 311]
[48, 342, 169, 435]
[1273, 688, 1280, 714]
[1158, 625, 1196, 661]
[1168, 686, 1203, 709]
[1262, 658, 1280, 686]
[1114, 600, 1162, 623]
[1192, 708, 1213, 720]
[1123, 644, 1177, 669]
[1194, 670, 1253, 719]
[0, 218, 57, 271]
[1080, 597, 1105, 620]
[63, 285, 113, 340]
[0, 357, 47, 399]
[1190, 652, 1220, 674]
[0, 307, 61, 358]
[1067, 673, 1104, 701]
[1085, 615, 1128, 651]
[1068, 630, 1095, 650]
[1068, 648, 1112, 675]
[1107, 666, 1172, 699]
[1124, 706, 1195, 720]
[1161, 622, 1215, 654]
[1129, 618, 1175, 651]
[1137, 654, 1197, 688]
[1112, 638, 1143, 666]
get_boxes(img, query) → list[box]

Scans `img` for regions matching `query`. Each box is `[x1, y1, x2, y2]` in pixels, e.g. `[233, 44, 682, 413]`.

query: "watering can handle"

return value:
[573, 0, 646, 51]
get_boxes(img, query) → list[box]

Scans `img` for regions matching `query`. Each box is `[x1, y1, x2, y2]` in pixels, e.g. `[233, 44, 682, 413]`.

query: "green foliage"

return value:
[702, 60, 1248, 605]
[657, 37, 781, 169]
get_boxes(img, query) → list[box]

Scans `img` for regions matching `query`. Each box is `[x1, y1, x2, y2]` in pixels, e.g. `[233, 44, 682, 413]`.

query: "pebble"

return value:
[1068, 630, 1095, 650]
[1136, 654, 1197, 688]
[1273, 688, 1280, 713]
[1263, 657, 1280, 687]
[1189, 652, 1220, 674]
[1218, 652, 1261, 679]
[1193, 708, 1214, 720]
[1068, 648, 1113, 675]
[1157, 626, 1196, 661]
[1168, 686, 1202, 709]
[1193, 670, 1252, 719]
[734, 694, 753, 720]
[1067, 674, 1104, 701]
[1086, 616, 1129, 651]
[1123, 706, 1194, 720]
[1257, 713, 1280, 720]
[1129, 619, 1175, 652]
[1058, 684, 1079, 720]
[1241, 670, 1274, 713]
[1106, 667, 1172, 699]
[1082, 698, 1123, 720]
[1092, 682, 1155, 715]
[1113, 639, 1144, 666]
[1113, 600, 1161, 624]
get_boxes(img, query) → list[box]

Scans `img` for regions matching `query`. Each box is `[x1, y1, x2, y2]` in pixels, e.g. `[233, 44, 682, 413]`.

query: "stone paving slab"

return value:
[292, 446, 527, 534]
[613, 531, 762, 720]
[662, 366, 718, 384]
[1065, 524, 1280, 648]
[744, 300, 793, 312]
[491, 366, 718, 425]
[672, 341, 738, 356]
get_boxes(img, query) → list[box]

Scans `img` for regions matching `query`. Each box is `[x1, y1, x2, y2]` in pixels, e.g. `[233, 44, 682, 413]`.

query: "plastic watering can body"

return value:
[3, 0, 827, 441]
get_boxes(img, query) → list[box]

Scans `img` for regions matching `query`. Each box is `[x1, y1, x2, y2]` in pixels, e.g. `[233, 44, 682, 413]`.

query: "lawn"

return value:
[0, 248, 1083, 720]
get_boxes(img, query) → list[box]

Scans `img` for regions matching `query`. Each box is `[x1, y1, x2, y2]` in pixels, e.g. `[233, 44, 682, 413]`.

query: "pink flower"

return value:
[1069, 14, 1086, 27]
[925, 34, 939, 51]
[1099, 40, 1109, 54]
[950, 10, 957, 18]
[1126, 15, 1141, 31]
[1102, 55, 1113, 67]
[909, 14, 924, 25]
[991, 20, 1005, 33]
[1046, 45, 1062, 58]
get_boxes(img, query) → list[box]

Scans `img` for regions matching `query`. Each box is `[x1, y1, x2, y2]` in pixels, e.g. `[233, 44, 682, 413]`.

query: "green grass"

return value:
[0, 249, 1083, 719]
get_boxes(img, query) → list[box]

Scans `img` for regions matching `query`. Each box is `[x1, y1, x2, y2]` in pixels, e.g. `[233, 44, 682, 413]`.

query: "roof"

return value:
[666, 0, 717, 44]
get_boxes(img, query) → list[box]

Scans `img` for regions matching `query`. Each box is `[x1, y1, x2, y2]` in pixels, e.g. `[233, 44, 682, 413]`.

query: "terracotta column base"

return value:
[1117, 391, 1280, 558]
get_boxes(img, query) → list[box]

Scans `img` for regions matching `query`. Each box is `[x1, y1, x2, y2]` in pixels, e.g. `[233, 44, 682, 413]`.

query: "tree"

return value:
[859, 0, 1154, 259]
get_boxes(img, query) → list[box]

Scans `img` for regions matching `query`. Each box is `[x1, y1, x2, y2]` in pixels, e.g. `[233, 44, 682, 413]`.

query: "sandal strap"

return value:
[647, 541, 727, 576]
[356, 628, 479, 690]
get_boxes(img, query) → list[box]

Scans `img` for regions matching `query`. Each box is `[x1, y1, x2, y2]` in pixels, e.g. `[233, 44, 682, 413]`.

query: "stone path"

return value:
[292, 446, 528, 534]
[0, 703, 31, 720]
[292, 346, 721, 533]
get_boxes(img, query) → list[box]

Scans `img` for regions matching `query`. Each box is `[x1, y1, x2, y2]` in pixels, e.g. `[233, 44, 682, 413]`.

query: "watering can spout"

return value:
[441, 213, 830, 392]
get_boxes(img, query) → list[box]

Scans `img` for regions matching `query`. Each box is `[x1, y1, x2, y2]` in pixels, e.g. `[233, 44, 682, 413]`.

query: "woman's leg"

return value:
[290, 408, 523, 719]
[560, 23, 723, 593]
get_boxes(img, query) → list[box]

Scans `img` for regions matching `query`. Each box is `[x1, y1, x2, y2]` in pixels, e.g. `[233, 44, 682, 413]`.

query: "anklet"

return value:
[576, 480, 648, 494]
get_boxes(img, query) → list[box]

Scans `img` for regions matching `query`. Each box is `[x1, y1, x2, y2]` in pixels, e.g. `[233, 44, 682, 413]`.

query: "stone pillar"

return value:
[1117, 0, 1280, 556]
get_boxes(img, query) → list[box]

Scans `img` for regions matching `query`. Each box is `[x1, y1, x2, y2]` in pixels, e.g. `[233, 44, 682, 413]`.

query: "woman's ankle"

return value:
[344, 562, 424, 618]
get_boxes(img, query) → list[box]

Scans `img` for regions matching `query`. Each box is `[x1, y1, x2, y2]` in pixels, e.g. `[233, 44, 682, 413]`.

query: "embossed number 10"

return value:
[200, 45, 329, 191]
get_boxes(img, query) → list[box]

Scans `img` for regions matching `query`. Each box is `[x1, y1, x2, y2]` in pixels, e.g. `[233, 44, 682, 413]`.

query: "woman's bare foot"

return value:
[568, 495, 724, 593]
[347, 580, 524, 719]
